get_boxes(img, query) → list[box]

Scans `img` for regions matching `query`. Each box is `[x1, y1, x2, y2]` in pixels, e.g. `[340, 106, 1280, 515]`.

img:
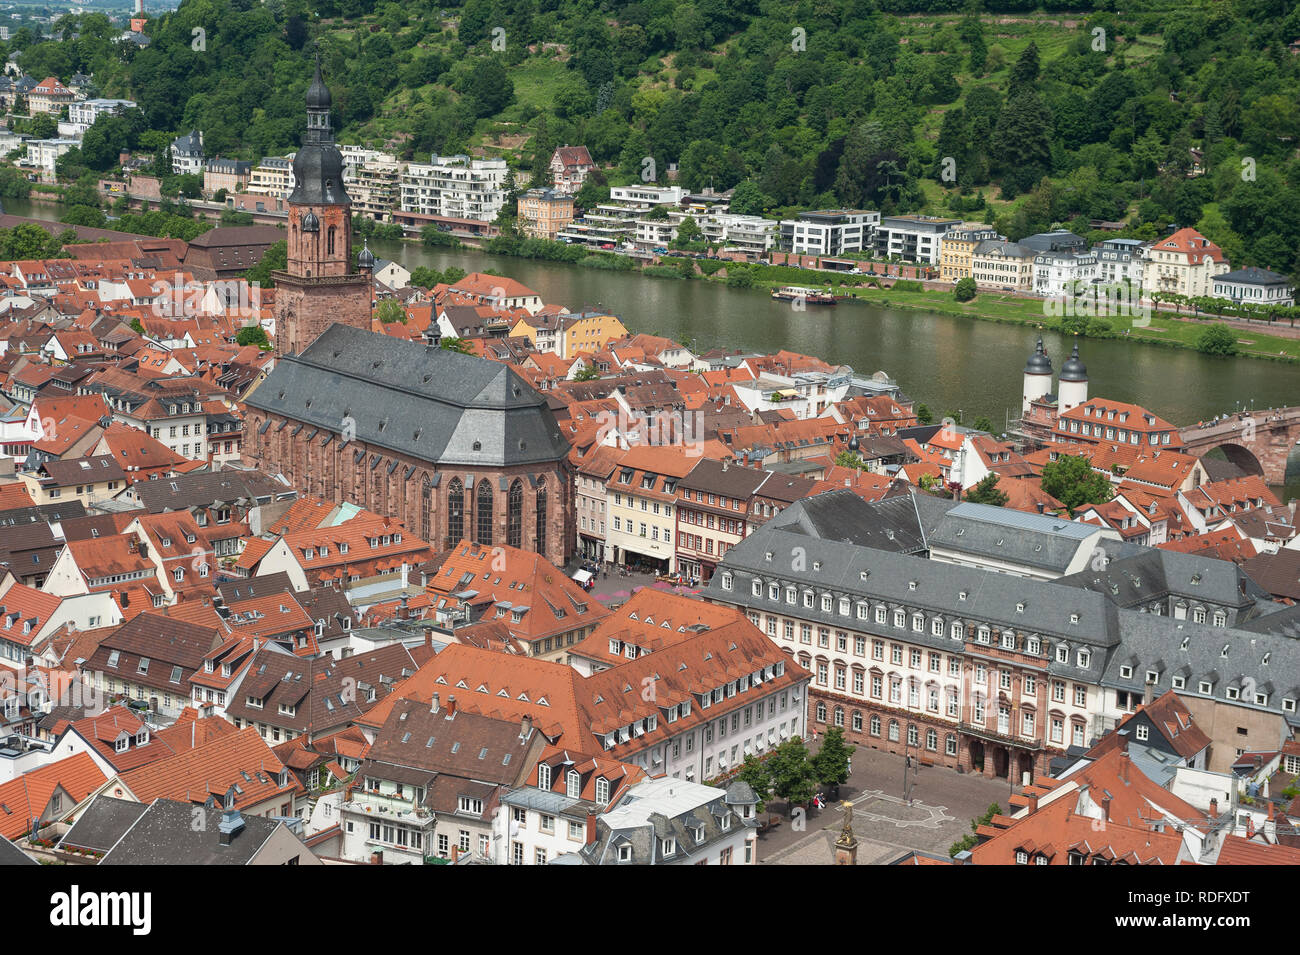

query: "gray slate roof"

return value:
[245, 324, 570, 468]
[926, 501, 1109, 575]
[766, 488, 931, 554]
[100, 799, 292, 865]
[708, 495, 1300, 728]
[57, 795, 148, 853]
[0, 834, 34, 865]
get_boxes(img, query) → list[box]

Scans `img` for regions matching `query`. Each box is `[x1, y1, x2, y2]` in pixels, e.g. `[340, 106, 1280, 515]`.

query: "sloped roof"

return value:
[245, 324, 570, 468]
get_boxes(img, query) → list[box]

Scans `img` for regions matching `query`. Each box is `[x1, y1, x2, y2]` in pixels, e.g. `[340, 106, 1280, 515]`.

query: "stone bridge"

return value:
[1179, 407, 1300, 485]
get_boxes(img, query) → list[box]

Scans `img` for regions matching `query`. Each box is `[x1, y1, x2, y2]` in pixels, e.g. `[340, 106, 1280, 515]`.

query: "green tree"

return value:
[410, 266, 443, 289]
[421, 225, 460, 248]
[810, 727, 855, 787]
[964, 473, 1009, 507]
[375, 299, 407, 324]
[973, 415, 994, 434]
[60, 205, 106, 228]
[835, 450, 867, 470]
[129, 317, 144, 334]
[1195, 323, 1238, 356]
[1040, 453, 1114, 512]
[573, 362, 601, 381]
[954, 277, 977, 301]
[674, 216, 702, 245]
[767, 738, 817, 813]
[441, 336, 475, 354]
[244, 239, 287, 289]
[735, 754, 771, 813]
[916, 404, 933, 426]
[729, 179, 766, 216]
[950, 802, 1000, 857]
[235, 325, 269, 347]
[460, 57, 515, 118]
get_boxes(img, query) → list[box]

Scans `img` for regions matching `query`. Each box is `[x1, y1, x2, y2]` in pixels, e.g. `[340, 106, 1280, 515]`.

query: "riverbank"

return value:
[414, 234, 1300, 364]
[726, 277, 1300, 363]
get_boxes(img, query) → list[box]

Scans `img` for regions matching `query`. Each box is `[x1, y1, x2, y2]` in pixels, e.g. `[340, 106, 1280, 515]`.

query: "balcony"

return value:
[958, 721, 1042, 750]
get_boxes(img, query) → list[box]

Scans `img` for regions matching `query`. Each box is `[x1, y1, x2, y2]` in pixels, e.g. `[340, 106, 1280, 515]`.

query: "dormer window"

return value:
[661, 837, 675, 856]
[566, 770, 580, 798]
[618, 845, 632, 862]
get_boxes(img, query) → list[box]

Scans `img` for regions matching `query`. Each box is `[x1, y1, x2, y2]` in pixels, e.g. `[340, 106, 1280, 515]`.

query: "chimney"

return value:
[370, 850, 383, 865]
[586, 812, 598, 845]
[520, 714, 532, 740]
[1100, 795, 1111, 821]
[1142, 678, 1155, 707]
[446, 695, 457, 718]
[430, 692, 440, 715]
[218, 809, 245, 846]
[1210, 797, 1218, 816]
[1036, 502, 1045, 514]
[1119, 751, 1130, 783]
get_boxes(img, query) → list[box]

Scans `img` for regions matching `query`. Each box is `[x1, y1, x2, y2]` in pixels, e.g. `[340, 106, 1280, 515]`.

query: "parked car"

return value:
[653, 247, 669, 254]
[600, 242, 615, 250]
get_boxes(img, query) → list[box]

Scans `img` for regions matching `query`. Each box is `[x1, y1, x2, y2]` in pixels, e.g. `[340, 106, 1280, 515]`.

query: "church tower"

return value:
[273, 56, 373, 359]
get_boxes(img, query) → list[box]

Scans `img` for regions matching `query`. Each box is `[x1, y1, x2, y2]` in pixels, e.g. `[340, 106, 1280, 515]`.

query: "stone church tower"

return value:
[273, 57, 373, 359]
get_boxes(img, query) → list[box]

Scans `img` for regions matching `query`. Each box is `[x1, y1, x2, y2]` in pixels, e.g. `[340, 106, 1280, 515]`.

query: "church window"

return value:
[476, 480, 494, 546]
[535, 479, 548, 556]
[448, 479, 464, 546]
[508, 480, 523, 549]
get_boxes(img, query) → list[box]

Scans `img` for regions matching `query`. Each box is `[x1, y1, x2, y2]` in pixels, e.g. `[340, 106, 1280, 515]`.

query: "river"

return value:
[12, 198, 1300, 488]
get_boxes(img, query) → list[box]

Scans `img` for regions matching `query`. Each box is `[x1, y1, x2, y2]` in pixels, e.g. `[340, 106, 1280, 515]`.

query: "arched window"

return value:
[566, 770, 580, 798]
[421, 477, 433, 543]
[907, 724, 919, 746]
[851, 710, 863, 732]
[535, 478, 548, 556]
[926, 728, 938, 750]
[833, 706, 844, 727]
[869, 714, 881, 736]
[476, 479, 494, 545]
[888, 719, 899, 742]
[447, 479, 464, 545]
[815, 701, 827, 722]
[507, 480, 523, 549]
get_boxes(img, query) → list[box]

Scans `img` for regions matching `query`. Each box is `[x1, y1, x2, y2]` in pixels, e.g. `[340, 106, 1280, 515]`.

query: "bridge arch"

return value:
[1200, 443, 1266, 479]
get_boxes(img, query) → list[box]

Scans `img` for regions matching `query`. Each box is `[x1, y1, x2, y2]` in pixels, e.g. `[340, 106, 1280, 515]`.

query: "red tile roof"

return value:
[0, 752, 105, 839]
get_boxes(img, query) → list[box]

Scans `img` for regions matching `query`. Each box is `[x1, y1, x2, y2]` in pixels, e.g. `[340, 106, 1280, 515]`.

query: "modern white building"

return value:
[399, 155, 508, 222]
[730, 370, 853, 421]
[780, 209, 879, 257]
[63, 98, 135, 138]
[24, 138, 77, 180]
[343, 151, 400, 221]
[872, 215, 960, 265]
[246, 155, 296, 199]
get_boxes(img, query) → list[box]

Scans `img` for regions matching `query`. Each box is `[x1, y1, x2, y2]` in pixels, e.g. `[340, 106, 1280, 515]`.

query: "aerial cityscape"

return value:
[0, 0, 1295, 903]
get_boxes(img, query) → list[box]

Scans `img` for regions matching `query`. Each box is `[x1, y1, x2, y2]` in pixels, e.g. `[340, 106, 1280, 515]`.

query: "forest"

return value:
[7, 0, 1300, 279]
